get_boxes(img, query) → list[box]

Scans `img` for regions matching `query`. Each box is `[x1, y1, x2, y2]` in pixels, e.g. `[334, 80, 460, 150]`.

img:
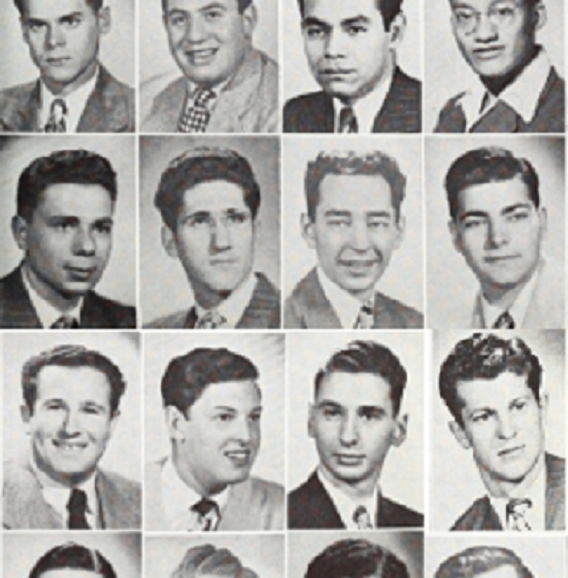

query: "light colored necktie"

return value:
[355, 301, 374, 329]
[178, 89, 215, 133]
[493, 311, 515, 329]
[353, 505, 373, 529]
[190, 498, 220, 531]
[45, 98, 67, 132]
[196, 310, 227, 329]
[339, 105, 358, 133]
[51, 315, 79, 329]
[506, 498, 532, 531]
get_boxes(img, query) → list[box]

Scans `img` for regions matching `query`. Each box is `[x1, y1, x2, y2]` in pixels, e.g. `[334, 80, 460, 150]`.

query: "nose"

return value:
[184, 15, 207, 44]
[45, 24, 66, 49]
[233, 415, 257, 445]
[60, 408, 81, 436]
[473, 13, 498, 41]
[339, 414, 359, 447]
[210, 217, 232, 251]
[324, 29, 346, 58]
[73, 227, 96, 256]
[349, 221, 372, 252]
[496, 413, 517, 439]
[485, 218, 509, 249]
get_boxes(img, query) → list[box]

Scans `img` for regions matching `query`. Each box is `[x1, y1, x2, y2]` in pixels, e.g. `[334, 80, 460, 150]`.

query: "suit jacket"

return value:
[146, 272, 280, 329]
[434, 68, 565, 133]
[283, 67, 421, 133]
[144, 458, 284, 531]
[284, 268, 423, 329]
[141, 47, 278, 133]
[0, 266, 136, 329]
[288, 471, 423, 529]
[0, 65, 135, 132]
[451, 453, 565, 531]
[3, 458, 142, 529]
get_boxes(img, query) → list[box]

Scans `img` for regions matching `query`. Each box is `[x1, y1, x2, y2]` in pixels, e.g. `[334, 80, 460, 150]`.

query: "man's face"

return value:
[13, 183, 114, 304]
[309, 371, 407, 488]
[19, 0, 110, 94]
[173, 380, 262, 495]
[22, 365, 118, 486]
[303, 173, 404, 302]
[163, 180, 256, 307]
[163, 0, 256, 87]
[449, 0, 541, 78]
[450, 177, 545, 299]
[301, 0, 399, 102]
[451, 371, 546, 492]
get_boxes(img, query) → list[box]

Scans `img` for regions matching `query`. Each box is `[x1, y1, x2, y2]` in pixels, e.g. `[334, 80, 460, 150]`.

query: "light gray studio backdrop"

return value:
[145, 535, 283, 578]
[424, 0, 565, 131]
[283, 136, 424, 314]
[288, 531, 423, 578]
[281, 0, 422, 103]
[430, 329, 565, 531]
[0, 0, 135, 90]
[4, 533, 141, 578]
[426, 136, 565, 329]
[139, 135, 280, 326]
[0, 135, 137, 307]
[3, 332, 142, 482]
[143, 332, 285, 487]
[287, 331, 425, 513]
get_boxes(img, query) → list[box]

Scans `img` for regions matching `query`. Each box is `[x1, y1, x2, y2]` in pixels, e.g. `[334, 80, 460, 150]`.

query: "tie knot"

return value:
[493, 311, 515, 329]
[190, 498, 220, 531]
[353, 505, 373, 529]
[506, 498, 532, 531]
[194, 88, 216, 107]
[197, 310, 227, 329]
[339, 106, 358, 133]
[51, 315, 79, 329]
[67, 488, 90, 529]
[45, 98, 68, 133]
[355, 300, 374, 329]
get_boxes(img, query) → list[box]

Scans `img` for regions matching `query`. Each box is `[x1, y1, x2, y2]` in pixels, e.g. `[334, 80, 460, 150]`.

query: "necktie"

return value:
[190, 498, 220, 531]
[196, 310, 227, 329]
[178, 89, 215, 133]
[353, 505, 373, 529]
[493, 311, 515, 329]
[339, 106, 358, 133]
[506, 498, 532, 531]
[51, 316, 79, 329]
[44, 98, 67, 133]
[355, 301, 374, 329]
[67, 488, 90, 529]
[470, 100, 520, 132]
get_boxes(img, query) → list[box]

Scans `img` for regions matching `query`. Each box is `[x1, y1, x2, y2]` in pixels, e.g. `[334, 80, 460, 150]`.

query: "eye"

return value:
[168, 12, 188, 27]
[512, 399, 527, 412]
[183, 213, 212, 228]
[472, 411, 491, 423]
[327, 218, 350, 228]
[493, 6, 515, 19]
[367, 218, 390, 229]
[345, 24, 367, 36]
[94, 222, 113, 235]
[27, 21, 47, 33]
[215, 412, 235, 422]
[507, 210, 529, 223]
[61, 14, 83, 28]
[249, 411, 262, 423]
[304, 25, 327, 39]
[359, 408, 384, 421]
[462, 218, 485, 230]
[454, 9, 475, 24]
[44, 401, 65, 411]
[226, 211, 249, 225]
[51, 220, 76, 233]
[203, 9, 223, 22]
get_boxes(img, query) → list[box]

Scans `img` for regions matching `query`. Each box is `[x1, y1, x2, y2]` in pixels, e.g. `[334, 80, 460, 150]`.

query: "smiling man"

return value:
[141, 0, 278, 133]
[435, 0, 564, 132]
[438, 333, 565, 531]
[145, 347, 284, 531]
[0, 0, 134, 133]
[3, 344, 141, 529]
[285, 150, 422, 329]
[284, 0, 421, 133]
[0, 149, 136, 329]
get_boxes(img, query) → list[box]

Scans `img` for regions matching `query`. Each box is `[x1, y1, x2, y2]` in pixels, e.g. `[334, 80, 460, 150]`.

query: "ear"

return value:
[391, 413, 408, 447]
[449, 420, 471, 450]
[20, 404, 31, 428]
[301, 213, 316, 250]
[108, 409, 120, 437]
[533, 1, 546, 31]
[12, 215, 29, 252]
[165, 406, 189, 441]
[241, 3, 258, 39]
[97, 5, 111, 35]
[386, 12, 406, 49]
[538, 390, 549, 418]
[307, 403, 316, 439]
[448, 219, 463, 255]
[393, 215, 406, 251]
[161, 224, 180, 259]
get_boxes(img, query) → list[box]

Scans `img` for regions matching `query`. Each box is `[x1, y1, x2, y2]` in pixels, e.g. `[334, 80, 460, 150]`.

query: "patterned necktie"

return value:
[67, 488, 90, 529]
[506, 498, 532, 531]
[470, 100, 520, 132]
[45, 98, 67, 133]
[339, 106, 358, 133]
[190, 498, 220, 531]
[493, 311, 515, 329]
[178, 89, 215, 133]
[196, 310, 227, 329]
[51, 316, 79, 329]
[353, 505, 373, 529]
[355, 301, 374, 329]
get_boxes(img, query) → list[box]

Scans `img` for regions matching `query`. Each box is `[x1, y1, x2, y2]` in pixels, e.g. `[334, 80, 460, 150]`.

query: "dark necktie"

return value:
[67, 488, 90, 529]
[44, 98, 67, 133]
[493, 311, 515, 329]
[470, 100, 520, 132]
[339, 106, 358, 133]
[355, 301, 374, 329]
[190, 498, 220, 531]
[506, 498, 532, 531]
[178, 89, 215, 133]
[353, 505, 373, 529]
[51, 316, 79, 329]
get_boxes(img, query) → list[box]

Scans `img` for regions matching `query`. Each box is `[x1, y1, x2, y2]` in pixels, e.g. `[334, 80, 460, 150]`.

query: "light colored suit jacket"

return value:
[3, 458, 141, 529]
[144, 458, 284, 531]
[141, 47, 278, 133]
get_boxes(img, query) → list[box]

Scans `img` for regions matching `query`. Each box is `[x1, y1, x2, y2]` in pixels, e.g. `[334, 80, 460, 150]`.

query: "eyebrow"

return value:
[302, 14, 371, 28]
[458, 202, 533, 222]
[24, 11, 83, 24]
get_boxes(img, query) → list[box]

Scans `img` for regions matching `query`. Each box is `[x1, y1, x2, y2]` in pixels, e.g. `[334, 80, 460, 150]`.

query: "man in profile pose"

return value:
[145, 346, 284, 530]
[284, 0, 421, 133]
[285, 150, 422, 329]
[435, 0, 564, 132]
[288, 340, 423, 529]
[147, 146, 280, 329]
[0, 0, 134, 132]
[438, 333, 565, 530]
[442, 146, 563, 329]
[0, 149, 136, 329]
[3, 345, 141, 529]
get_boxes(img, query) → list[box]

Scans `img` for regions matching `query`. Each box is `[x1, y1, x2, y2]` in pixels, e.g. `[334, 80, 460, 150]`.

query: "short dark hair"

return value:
[29, 543, 117, 578]
[439, 333, 542, 426]
[314, 340, 407, 416]
[22, 345, 126, 415]
[17, 149, 117, 223]
[435, 546, 535, 578]
[305, 539, 409, 578]
[161, 0, 252, 15]
[14, 0, 103, 16]
[154, 147, 261, 231]
[304, 151, 406, 222]
[445, 147, 540, 221]
[297, 0, 403, 29]
[161, 347, 259, 414]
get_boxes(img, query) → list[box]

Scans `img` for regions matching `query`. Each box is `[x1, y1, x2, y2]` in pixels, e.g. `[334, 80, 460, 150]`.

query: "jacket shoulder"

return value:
[98, 469, 142, 529]
[284, 91, 332, 132]
[376, 292, 424, 328]
[84, 292, 136, 328]
[145, 309, 189, 329]
[284, 270, 316, 328]
[380, 495, 424, 527]
[434, 91, 468, 132]
[450, 496, 489, 530]
[0, 81, 37, 102]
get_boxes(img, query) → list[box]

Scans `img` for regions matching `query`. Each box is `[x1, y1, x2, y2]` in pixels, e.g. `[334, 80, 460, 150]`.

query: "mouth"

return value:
[185, 48, 218, 65]
[319, 68, 356, 80]
[46, 57, 71, 67]
[498, 445, 525, 458]
[473, 46, 504, 60]
[335, 453, 365, 466]
[484, 255, 519, 265]
[225, 449, 252, 467]
[339, 259, 379, 275]
[65, 266, 97, 281]
[53, 439, 87, 452]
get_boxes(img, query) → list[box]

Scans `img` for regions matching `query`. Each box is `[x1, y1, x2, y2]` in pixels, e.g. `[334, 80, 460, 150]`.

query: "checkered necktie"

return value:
[493, 311, 515, 329]
[51, 315, 80, 329]
[506, 498, 532, 531]
[190, 498, 220, 531]
[339, 106, 358, 133]
[196, 310, 227, 329]
[178, 89, 215, 133]
[44, 98, 67, 133]
[355, 301, 374, 329]
[353, 505, 373, 529]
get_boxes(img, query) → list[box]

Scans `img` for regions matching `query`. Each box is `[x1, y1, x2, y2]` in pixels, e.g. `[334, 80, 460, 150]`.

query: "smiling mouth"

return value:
[225, 449, 251, 467]
[53, 439, 87, 451]
[185, 48, 217, 65]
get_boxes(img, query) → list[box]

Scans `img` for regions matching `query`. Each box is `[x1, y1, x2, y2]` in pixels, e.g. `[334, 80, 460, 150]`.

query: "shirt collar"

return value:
[185, 76, 232, 110]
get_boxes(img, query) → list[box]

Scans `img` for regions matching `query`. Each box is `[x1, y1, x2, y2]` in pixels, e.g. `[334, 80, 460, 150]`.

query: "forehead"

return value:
[450, 0, 529, 9]
[193, 379, 261, 411]
[180, 180, 249, 213]
[34, 183, 114, 218]
[41, 570, 103, 578]
[477, 565, 521, 578]
[303, 0, 382, 21]
[22, 0, 95, 18]
[166, 0, 240, 13]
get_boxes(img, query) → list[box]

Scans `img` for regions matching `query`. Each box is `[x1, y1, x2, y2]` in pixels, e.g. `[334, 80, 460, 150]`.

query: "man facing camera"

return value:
[147, 147, 280, 329]
[438, 333, 565, 530]
[145, 347, 284, 531]
[285, 151, 422, 329]
[0, 0, 135, 133]
[288, 340, 423, 529]
[141, 0, 278, 133]
[0, 149, 136, 329]
[3, 345, 141, 529]
[284, 0, 421, 133]
[435, 0, 564, 132]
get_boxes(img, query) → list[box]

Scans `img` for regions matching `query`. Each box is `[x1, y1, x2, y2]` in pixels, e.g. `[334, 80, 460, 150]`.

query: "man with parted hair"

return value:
[438, 332, 565, 530]
[285, 150, 423, 329]
[288, 340, 423, 529]
[170, 544, 258, 578]
[145, 346, 284, 531]
[3, 344, 141, 530]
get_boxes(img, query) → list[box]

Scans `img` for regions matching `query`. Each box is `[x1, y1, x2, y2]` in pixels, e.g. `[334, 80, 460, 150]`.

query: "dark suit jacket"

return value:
[0, 65, 135, 132]
[283, 67, 421, 133]
[451, 453, 565, 531]
[0, 266, 136, 329]
[288, 471, 423, 529]
[146, 272, 280, 329]
[284, 268, 423, 329]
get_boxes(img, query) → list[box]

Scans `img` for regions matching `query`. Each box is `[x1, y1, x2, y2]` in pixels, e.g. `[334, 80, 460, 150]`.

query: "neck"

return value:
[23, 262, 81, 312]
[481, 46, 539, 96]
[320, 464, 379, 500]
[43, 60, 98, 97]
[481, 452, 544, 499]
